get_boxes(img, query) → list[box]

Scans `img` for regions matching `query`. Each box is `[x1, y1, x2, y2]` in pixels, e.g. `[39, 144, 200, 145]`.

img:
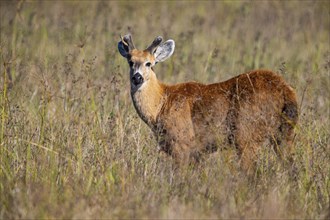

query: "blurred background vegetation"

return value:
[0, 0, 329, 218]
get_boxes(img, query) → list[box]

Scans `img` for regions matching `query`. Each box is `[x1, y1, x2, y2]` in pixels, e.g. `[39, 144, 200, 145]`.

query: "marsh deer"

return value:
[118, 34, 298, 170]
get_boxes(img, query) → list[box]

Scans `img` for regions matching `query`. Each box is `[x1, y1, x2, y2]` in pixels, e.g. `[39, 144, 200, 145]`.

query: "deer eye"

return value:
[128, 61, 134, 67]
[145, 62, 152, 67]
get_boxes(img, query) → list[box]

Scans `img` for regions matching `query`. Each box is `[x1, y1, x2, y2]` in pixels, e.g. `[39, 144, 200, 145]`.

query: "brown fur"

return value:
[119, 37, 298, 171]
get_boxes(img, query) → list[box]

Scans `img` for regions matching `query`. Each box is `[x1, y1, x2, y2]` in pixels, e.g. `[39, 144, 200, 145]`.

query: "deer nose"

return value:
[131, 73, 144, 86]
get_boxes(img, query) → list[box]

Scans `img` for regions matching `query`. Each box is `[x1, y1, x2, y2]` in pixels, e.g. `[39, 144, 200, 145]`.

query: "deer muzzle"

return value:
[131, 73, 144, 86]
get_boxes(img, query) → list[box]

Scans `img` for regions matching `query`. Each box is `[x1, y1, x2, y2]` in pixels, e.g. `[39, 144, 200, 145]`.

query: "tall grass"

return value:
[0, 1, 329, 218]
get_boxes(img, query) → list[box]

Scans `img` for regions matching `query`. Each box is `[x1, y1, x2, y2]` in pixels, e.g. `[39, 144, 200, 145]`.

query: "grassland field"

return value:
[0, 1, 329, 219]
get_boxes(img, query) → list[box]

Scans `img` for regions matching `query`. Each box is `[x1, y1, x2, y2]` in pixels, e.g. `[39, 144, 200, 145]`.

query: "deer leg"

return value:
[239, 145, 258, 173]
[171, 143, 191, 166]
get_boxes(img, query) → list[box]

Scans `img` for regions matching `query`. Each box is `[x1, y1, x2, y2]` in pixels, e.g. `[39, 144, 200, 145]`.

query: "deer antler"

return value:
[146, 36, 163, 53]
[120, 34, 135, 51]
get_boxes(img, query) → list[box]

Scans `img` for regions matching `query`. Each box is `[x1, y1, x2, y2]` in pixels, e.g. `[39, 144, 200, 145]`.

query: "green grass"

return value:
[0, 1, 329, 218]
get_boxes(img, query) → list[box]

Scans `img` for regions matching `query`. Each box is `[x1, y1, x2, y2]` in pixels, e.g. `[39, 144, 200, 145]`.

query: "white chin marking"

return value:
[137, 80, 148, 91]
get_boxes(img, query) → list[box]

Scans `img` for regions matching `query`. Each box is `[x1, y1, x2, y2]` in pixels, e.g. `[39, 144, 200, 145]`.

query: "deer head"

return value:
[118, 34, 175, 93]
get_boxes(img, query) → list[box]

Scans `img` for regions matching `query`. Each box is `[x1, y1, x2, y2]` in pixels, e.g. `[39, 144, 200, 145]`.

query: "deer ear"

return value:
[118, 41, 129, 58]
[154, 40, 175, 63]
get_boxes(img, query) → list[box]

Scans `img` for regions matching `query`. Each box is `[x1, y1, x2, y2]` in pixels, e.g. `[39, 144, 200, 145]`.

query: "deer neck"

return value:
[131, 73, 165, 129]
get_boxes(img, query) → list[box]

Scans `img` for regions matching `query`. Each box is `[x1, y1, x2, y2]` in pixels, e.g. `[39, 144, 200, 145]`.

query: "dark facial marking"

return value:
[131, 73, 144, 87]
